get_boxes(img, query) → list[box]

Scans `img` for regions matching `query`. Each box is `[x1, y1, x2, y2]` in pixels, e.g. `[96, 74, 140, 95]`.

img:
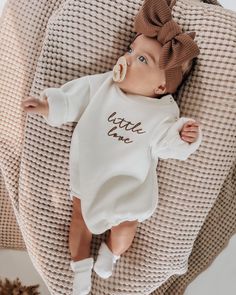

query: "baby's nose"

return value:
[125, 55, 131, 66]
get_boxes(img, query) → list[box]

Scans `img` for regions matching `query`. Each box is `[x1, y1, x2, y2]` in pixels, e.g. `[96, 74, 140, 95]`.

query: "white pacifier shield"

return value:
[112, 56, 127, 82]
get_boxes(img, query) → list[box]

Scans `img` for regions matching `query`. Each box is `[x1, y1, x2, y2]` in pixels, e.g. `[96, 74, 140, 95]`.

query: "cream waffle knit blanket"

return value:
[0, 0, 235, 294]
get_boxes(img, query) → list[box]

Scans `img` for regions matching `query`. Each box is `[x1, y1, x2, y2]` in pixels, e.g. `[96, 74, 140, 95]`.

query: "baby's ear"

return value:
[154, 84, 166, 95]
[159, 84, 166, 91]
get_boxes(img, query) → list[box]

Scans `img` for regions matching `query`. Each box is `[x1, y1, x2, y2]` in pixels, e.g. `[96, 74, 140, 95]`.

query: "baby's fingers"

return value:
[181, 130, 198, 138]
[183, 126, 199, 132]
[21, 97, 39, 107]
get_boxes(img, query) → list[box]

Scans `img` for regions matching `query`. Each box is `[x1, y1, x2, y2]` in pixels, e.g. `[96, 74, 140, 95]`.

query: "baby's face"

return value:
[114, 34, 166, 97]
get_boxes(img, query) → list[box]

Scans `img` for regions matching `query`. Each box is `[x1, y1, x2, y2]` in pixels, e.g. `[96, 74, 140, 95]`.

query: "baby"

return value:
[21, 1, 202, 294]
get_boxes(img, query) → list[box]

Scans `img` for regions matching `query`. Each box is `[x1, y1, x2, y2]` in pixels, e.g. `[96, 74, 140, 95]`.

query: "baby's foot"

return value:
[70, 257, 94, 295]
[93, 241, 120, 279]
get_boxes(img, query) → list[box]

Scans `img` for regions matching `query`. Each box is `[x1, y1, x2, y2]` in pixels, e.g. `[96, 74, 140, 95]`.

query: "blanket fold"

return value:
[0, 0, 235, 294]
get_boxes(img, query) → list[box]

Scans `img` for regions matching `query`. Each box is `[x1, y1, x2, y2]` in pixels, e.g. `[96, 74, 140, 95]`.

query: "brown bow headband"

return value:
[133, 0, 200, 93]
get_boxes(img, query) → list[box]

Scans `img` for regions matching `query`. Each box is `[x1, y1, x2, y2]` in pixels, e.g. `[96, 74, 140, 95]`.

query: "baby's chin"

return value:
[114, 77, 151, 97]
[114, 80, 129, 94]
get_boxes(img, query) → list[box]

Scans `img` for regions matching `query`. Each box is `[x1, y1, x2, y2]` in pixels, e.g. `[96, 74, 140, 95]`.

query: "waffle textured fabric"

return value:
[0, 0, 235, 294]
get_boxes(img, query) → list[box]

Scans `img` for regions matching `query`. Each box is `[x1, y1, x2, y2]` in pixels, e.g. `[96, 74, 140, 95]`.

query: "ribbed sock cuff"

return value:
[102, 242, 121, 261]
[70, 257, 94, 272]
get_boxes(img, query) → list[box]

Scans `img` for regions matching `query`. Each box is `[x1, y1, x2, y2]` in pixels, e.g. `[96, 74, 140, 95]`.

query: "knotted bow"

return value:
[133, 0, 200, 93]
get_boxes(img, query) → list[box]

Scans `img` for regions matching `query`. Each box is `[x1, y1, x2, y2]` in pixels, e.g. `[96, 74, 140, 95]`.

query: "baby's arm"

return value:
[21, 75, 90, 127]
[150, 116, 203, 161]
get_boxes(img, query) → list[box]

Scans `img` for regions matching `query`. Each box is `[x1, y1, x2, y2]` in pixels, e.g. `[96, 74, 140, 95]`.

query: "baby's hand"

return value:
[179, 121, 200, 143]
[21, 96, 49, 117]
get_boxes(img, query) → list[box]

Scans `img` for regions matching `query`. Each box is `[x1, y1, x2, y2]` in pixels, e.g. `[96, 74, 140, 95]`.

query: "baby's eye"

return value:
[127, 46, 148, 64]
[138, 55, 148, 64]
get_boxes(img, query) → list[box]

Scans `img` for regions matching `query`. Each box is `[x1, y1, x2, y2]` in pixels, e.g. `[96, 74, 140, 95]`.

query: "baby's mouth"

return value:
[112, 56, 127, 82]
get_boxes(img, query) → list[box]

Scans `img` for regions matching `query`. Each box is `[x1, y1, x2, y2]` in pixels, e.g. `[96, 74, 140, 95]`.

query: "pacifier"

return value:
[112, 56, 127, 82]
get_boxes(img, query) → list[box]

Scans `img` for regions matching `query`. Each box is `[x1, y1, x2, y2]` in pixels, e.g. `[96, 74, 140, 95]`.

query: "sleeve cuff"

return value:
[39, 88, 68, 127]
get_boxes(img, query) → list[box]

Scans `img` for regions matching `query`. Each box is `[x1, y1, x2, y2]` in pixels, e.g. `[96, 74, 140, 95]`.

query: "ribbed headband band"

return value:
[133, 0, 200, 93]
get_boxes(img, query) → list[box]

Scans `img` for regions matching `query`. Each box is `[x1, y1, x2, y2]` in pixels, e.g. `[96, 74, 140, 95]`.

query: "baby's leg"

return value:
[69, 196, 93, 261]
[69, 197, 94, 295]
[106, 219, 139, 256]
[93, 220, 138, 279]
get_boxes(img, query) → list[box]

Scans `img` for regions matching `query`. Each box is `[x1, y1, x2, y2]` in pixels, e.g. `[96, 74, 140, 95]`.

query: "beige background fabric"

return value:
[0, 0, 235, 294]
[0, 171, 25, 250]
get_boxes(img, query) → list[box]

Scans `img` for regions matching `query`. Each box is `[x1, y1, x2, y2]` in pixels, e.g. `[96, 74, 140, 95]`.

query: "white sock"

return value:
[93, 241, 120, 279]
[70, 257, 94, 295]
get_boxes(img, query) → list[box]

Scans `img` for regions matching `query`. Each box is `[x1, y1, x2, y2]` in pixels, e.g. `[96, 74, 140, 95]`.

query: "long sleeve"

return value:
[150, 116, 203, 161]
[39, 75, 90, 127]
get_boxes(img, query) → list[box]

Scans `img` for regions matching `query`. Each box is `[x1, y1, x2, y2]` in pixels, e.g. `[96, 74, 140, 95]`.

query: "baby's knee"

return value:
[109, 231, 135, 254]
[110, 221, 138, 241]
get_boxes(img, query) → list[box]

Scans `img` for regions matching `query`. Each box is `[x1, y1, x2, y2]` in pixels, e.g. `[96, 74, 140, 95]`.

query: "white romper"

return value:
[39, 70, 202, 234]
